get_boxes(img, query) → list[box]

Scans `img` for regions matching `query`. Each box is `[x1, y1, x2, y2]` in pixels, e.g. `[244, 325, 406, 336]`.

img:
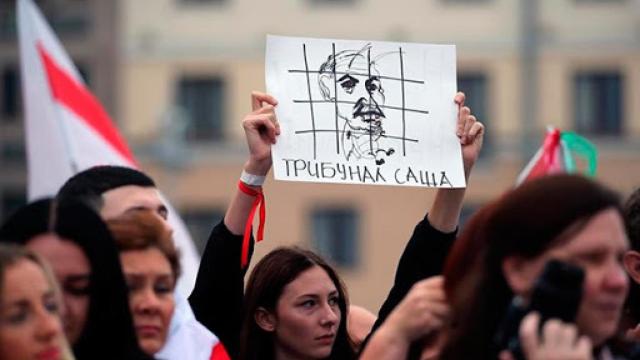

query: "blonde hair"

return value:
[0, 243, 76, 360]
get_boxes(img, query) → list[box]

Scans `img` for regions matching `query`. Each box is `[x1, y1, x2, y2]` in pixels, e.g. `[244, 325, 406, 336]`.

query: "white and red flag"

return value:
[17, 0, 228, 358]
[17, 0, 199, 298]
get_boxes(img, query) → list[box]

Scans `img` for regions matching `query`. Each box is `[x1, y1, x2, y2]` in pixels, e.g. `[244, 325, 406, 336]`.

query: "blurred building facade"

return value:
[2, 0, 640, 311]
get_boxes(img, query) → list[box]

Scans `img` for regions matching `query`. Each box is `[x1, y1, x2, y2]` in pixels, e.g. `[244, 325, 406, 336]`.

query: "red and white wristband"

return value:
[240, 170, 266, 187]
[237, 171, 266, 268]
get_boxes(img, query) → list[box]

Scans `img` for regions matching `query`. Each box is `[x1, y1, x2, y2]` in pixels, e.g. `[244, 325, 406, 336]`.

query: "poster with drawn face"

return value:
[266, 35, 465, 188]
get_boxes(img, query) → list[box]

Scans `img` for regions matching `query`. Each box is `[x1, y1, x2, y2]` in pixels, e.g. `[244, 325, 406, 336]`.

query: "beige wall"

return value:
[122, 0, 519, 48]
[541, 0, 639, 44]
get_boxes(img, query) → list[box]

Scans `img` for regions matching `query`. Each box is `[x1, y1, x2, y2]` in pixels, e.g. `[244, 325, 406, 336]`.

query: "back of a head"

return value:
[0, 198, 151, 360]
[57, 166, 155, 211]
[442, 174, 621, 359]
[240, 247, 355, 360]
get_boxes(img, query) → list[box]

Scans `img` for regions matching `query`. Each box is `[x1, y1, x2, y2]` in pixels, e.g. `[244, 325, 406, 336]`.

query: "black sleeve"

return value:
[360, 214, 456, 358]
[188, 220, 254, 360]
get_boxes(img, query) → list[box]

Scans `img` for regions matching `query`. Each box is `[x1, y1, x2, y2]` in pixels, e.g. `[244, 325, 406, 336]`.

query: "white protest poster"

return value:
[266, 35, 465, 188]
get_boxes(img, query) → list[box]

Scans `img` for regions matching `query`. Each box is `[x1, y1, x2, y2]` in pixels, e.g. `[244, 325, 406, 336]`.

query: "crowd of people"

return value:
[1, 90, 639, 360]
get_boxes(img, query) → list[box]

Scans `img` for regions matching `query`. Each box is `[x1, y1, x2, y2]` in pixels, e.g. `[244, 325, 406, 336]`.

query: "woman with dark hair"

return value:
[0, 198, 151, 360]
[440, 174, 635, 359]
[187, 92, 359, 359]
[240, 247, 355, 360]
[188, 91, 483, 360]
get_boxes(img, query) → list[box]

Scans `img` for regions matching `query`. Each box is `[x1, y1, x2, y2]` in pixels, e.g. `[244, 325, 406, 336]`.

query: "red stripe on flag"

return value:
[210, 342, 230, 360]
[521, 128, 562, 183]
[36, 42, 136, 165]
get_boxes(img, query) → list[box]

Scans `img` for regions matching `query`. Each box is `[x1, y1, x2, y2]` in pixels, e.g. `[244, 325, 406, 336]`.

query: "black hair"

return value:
[57, 166, 155, 211]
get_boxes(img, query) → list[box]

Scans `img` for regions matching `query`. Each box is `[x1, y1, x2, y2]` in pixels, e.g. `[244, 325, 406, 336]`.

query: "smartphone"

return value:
[493, 259, 585, 360]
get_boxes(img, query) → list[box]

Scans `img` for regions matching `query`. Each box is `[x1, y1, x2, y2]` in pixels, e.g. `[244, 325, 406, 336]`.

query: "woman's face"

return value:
[0, 259, 65, 360]
[511, 208, 629, 346]
[27, 234, 90, 345]
[120, 247, 175, 355]
[270, 265, 341, 360]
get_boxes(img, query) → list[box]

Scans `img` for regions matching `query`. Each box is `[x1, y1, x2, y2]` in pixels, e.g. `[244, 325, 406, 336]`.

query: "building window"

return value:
[2, 66, 20, 119]
[574, 0, 626, 3]
[182, 208, 224, 255]
[0, 3, 17, 39]
[459, 203, 482, 232]
[1, 1, 89, 40]
[1, 141, 25, 164]
[76, 63, 91, 87]
[311, 208, 359, 268]
[458, 73, 489, 155]
[574, 71, 623, 135]
[309, 0, 355, 4]
[1, 188, 26, 223]
[442, 0, 492, 3]
[39, 1, 90, 36]
[177, 77, 225, 142]
[50, 14, 90, 35]
[179, 0, 226, 3]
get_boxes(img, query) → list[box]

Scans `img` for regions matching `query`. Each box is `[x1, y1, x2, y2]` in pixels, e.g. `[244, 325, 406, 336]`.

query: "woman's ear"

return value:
[255, 307, 276, 332]
[624, 250, 640, 284]
[502, 256, 540, 297]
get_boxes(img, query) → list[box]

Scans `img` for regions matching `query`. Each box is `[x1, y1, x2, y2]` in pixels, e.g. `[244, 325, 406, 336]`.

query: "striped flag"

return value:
[516, 127, 598, 185]
[17, 0, 228, 359]
[17, 0, 199, 300]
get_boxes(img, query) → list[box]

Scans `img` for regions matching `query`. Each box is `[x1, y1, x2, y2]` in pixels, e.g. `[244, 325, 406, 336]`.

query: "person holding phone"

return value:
[440, 174, 634, 359]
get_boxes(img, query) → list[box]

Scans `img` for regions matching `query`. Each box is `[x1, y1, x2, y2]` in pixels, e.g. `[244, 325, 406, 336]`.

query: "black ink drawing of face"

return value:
[317, 45, 396, 165]
[336, 58, 386, 126]
[319, 50, 386, 126]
